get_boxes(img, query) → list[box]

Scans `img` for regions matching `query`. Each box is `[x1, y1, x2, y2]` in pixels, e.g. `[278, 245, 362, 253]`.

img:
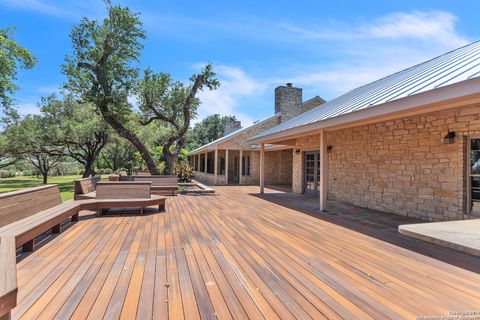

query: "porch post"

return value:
[260, 144, 265, 194]
[319, 130, 328, 211]
[204, 151, 207, 173]
[225, 149, 229, 184]
[214, 148, 218, 184]
[239, 149, 243, 185]
[197, 154, 200, 172]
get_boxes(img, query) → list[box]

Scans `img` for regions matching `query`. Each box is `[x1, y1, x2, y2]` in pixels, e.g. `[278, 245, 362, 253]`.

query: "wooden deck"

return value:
[12, 186, 480, 319]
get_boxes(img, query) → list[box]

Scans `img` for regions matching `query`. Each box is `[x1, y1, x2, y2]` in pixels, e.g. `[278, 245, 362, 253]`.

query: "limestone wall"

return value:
[291, 104, 480, 221]
[265, 150, 293, 185]
[193, 171, 216, 185]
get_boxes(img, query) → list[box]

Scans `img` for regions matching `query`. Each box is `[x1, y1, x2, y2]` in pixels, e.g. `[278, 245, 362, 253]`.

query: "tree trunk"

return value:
[164, 152, 176, 175]
[99, 107, 160, 175]
[42, 172, 48, 184]
[82, 161, 93, 178]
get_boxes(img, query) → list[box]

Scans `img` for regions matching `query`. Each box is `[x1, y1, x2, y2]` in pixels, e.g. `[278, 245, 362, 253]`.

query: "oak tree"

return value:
[0, 27, 36, 125]
[40, 95, 110, 178]
[136, 66, 219, 174]
[62, 3, 161, 174]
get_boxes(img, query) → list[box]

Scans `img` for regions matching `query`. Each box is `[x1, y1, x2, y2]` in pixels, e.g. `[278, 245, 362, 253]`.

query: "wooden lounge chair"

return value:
[0, 183, 166, 319]
[120, 175, 178, 195]
[73, 176, 100, 200]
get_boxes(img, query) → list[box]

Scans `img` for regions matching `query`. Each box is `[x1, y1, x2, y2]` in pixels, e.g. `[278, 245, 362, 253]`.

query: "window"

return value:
[242, 156, 250, 176]
[219, 158, 225, 174]
[207, 152, 215, 174]
[199, 154, 205, 172]
[470, 138, 480, 214]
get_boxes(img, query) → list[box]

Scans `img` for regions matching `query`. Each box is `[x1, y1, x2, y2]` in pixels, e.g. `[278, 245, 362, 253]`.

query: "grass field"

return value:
[0, 175, 81, 201]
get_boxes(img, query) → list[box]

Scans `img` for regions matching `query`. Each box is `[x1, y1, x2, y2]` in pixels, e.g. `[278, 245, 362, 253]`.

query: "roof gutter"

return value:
[249, 77, 480, 144]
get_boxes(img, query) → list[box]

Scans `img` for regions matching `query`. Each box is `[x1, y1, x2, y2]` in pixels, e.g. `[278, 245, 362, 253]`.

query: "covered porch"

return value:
[190, 147, 293, 187]
[257, 131, 329, 211]
[190, 148, 257, 185]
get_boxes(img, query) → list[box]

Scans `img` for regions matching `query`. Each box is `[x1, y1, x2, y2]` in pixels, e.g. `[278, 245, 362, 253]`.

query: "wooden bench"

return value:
[73, 176, 100, 200]
[0, 185, 80, 320]
[94, 181, 166, 214]
[0, 183, 166, 319]
[120, 175, 178, 195]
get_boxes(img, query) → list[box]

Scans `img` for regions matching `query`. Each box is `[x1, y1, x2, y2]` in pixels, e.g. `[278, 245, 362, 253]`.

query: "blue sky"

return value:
[1, 0, 479, 126]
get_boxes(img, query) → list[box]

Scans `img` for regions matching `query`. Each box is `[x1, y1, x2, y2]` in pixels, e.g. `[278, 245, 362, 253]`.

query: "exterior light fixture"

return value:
[443, 130, 456, 144]
[295, 149, 301, 153]
[327, 145, 333, 153]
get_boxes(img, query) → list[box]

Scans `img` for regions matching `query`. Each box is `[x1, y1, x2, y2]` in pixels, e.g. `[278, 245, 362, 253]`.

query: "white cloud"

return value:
[272, 11, 471, 98]
[145, 10, 471, 102]
[36, 86, 59, 95]
[196, 65, 267, 126]
[367, 11, 467, 47]
[0, 0, 73, 17]
[0, 0, 104, 19]
[16, 102, 40, 115]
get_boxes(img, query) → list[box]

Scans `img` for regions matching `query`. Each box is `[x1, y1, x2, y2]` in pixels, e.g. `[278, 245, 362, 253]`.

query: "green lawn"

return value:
[0, 175, 81, 201]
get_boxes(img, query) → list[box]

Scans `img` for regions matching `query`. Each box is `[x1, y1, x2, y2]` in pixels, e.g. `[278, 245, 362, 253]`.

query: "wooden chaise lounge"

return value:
[73, 176, 100, 200]
[120, 175, 178, 195]
[0, 184, 166, 320]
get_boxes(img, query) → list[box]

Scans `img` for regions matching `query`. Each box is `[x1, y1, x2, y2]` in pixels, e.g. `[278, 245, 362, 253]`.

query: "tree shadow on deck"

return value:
[251, 191, 480, 274]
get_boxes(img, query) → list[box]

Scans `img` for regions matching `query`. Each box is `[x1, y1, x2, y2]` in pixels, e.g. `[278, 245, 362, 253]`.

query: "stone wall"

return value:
[265, 150, 293, 185]
[193, 171, 216, 185]
[217, 116, 280, 150]
[290, 104, 480, 221]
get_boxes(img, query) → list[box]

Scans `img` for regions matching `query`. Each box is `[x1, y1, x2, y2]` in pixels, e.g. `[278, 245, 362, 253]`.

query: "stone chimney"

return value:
[224, 119, 242, 135]
[301, 95, 326, 113]
[275, 83, 303, 122]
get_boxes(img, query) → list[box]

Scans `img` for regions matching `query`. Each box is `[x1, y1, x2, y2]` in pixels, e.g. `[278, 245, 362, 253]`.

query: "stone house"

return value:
[189, 84, 324, 186]
[192, 41, 480, 221]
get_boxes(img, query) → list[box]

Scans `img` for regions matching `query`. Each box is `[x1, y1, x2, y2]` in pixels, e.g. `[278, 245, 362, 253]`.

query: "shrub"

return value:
[174, 162, 193, 182]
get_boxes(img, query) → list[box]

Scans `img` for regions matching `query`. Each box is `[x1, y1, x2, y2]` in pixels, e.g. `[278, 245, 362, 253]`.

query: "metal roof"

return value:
[189, 114, 280, 155]
[252, 40, 480, 141]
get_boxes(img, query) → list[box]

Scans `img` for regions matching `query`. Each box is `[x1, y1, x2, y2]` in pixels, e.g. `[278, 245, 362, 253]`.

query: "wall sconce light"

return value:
[327, 145, 333, 153]
[295, 149, 301, 154]
[443, 130, 456, 144]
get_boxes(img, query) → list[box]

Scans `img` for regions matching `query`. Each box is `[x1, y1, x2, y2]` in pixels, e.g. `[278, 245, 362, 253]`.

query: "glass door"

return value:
[469, 138, 480, 216]
[304, 152, 320, 194]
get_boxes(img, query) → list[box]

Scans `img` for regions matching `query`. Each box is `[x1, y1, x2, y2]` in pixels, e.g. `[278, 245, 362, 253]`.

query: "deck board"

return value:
[13, 186, 480, 319]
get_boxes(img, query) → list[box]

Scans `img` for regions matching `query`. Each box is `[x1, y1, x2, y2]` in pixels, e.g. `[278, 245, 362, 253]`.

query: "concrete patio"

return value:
[399, 219, 480, 257]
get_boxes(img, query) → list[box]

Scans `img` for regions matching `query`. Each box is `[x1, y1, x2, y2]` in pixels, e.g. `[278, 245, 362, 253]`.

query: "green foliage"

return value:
[0, 27, 37, 125]
[63, 3, 145, 119]
[0, 131, 16, 168]
[98, 134, 139, 174]
[188, 114, 238, 149]
[137, 69, 201, 126]
[4, 114, 64, 183]
[173, 162, 193, 182]
[62, 2, 163, 174]
[136, 64, 220, 174]
[40, 94, 111, 177]
[178, 148, 189, 163]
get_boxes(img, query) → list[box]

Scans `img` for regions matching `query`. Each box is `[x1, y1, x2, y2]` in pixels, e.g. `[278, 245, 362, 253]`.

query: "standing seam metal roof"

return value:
[189, 113, 280, 154]
[252, 40, 480, 140]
